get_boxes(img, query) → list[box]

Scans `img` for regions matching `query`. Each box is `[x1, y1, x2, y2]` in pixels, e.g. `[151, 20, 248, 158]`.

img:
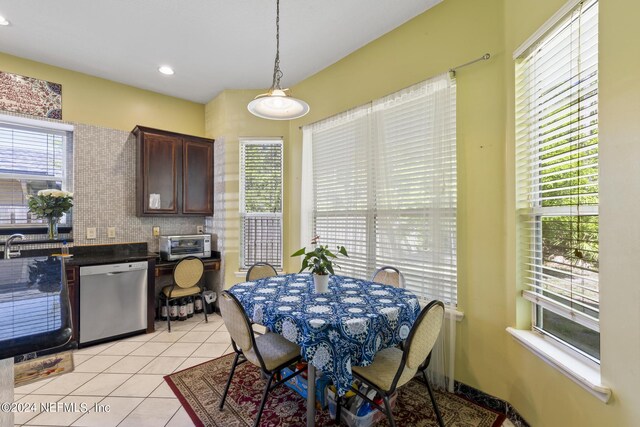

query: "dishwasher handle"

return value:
[80, 261, 149, 277]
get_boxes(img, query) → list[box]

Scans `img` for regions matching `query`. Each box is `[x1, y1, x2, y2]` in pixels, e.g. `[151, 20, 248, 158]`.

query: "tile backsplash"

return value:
[1, 112, 216, 253]
[73, 123, 207, 252]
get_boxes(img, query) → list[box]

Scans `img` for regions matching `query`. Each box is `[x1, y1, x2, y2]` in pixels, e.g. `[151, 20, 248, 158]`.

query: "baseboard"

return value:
[454, 381, 530, 427]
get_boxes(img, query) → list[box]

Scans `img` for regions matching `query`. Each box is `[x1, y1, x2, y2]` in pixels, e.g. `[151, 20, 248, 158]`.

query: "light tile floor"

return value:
[14, 313, 230, 427]
[13, 313, 516, 427]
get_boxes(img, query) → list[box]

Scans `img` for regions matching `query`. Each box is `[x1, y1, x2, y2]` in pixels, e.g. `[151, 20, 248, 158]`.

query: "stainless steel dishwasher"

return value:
[79, 261, 148, 345]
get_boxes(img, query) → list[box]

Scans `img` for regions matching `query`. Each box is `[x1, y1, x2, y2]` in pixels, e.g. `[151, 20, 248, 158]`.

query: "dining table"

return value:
[229, 272, 421, 427]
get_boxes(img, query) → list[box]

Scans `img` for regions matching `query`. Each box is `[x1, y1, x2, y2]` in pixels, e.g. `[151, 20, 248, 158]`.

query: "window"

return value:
[0, 116, 73, 228]
[239, 138, 283, 269]
[515, 0, 599, 360]
[302, 74, 457, 304]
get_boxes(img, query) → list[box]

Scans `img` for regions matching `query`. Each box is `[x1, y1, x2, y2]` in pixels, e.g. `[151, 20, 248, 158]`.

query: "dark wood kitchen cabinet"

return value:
[183, 140, 213, 214]
[133, 126, 214, 216]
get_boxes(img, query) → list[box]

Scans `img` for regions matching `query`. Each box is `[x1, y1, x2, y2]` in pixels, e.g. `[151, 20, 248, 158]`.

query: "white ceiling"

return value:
[0, 0, 441, 103]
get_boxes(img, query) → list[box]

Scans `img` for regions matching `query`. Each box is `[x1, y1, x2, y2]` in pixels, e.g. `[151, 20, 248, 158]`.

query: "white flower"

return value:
[37, 189, 73, 198]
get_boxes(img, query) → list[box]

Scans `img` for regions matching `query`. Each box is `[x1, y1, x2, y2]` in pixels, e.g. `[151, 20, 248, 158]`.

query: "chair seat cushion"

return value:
[244, 332, 301, 371]
[352, 347, 416, 392]
[162, 285, 201, 298]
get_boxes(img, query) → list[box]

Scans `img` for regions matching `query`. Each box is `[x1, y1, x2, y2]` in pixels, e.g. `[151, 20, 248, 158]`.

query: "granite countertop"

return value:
[65, 252, 157, 267]
[0, 256, 73, 360]
[7, 243, 221, 268]
[63, 242, 156, 267]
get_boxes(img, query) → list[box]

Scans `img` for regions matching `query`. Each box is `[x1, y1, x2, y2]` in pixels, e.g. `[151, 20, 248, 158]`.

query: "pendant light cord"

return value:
[271, 0, 283, 91]
[247, 0, 309, 118]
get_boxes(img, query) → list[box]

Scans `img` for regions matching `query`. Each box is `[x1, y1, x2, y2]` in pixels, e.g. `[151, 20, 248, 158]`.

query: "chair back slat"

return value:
[173, 257, 205, 289]
[405, 301, 444, 370]
[372, 266, 405, 288]
[246, 263, 278, 281]
[219, 292, 254, 352]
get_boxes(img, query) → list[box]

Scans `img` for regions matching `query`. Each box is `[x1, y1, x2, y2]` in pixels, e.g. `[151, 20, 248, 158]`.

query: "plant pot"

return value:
[313, 274, 330, 293]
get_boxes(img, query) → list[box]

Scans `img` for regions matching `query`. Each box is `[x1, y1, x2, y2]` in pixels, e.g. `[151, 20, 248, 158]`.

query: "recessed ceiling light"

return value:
[158, 66, 174, 76]
[0, 16, 10, 26]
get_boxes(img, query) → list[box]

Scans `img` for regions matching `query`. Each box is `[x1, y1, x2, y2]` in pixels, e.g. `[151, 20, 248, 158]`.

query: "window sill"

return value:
[417, 298, 463, 321]
[8, 238, 74, 245]
[445, 306, 464, 322]
[507, 327, 611, 402]
[0, 226, 72, 235]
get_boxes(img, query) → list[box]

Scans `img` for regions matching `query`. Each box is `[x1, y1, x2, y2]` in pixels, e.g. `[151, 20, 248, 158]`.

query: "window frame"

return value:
[0, 114, 74, 232]
[514, 0, 600, 361]
[303, 74, 457, 305]
[238, 137, 284, 270]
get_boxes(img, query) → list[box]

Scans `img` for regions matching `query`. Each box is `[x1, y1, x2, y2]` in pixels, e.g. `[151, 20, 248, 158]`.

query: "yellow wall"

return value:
[279, 0, 638, 425]
[289, 0, 512, 409]
[502, 0, 640, 425]
[205, 90, 289, 286]
[0, 52, 204, 135]
[592, 0, 640, 424]
[14, 0, 629, 423]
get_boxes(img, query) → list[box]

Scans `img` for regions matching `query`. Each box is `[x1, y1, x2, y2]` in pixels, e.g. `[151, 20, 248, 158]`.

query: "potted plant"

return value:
[27, 189, 73, 239]
[291, 236, 348, 293]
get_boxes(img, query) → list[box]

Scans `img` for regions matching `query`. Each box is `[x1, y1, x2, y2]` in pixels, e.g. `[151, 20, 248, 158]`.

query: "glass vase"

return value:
[47, 217, 59, 240]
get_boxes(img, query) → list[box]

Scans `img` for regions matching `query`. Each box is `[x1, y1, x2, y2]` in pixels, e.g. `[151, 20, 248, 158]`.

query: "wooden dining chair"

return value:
[371, 266, 406, 288]
[337, 300, 445, 427]
[218, 291, 307, 427]
[246, 262, 278, 281]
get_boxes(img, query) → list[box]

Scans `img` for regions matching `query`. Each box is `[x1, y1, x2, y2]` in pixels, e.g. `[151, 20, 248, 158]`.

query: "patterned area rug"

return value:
[165, 354, 505, 427]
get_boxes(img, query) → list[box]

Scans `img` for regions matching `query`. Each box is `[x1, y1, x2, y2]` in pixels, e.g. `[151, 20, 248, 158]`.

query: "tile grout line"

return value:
[124, 396, 185, 427]
[18, 315, 222, 427]
[14, 394, 63, 426]
[162, 405, 184, 427]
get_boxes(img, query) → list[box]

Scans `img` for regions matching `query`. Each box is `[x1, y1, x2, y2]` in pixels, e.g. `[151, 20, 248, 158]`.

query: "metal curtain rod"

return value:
[298, 52, 492, 130]
[449, 53, 491, 76]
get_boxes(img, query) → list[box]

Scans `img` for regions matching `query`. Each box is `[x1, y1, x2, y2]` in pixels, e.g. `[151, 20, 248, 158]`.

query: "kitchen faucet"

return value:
[3, 233, 25, 259]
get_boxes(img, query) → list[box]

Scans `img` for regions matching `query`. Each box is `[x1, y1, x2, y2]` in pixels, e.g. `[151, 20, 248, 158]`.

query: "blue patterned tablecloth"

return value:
[229, 273, 421, 395]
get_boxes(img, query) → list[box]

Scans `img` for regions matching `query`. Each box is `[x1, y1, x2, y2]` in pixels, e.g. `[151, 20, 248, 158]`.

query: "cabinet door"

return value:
[183, 140, 213, 215]
[142, 133, 182, 214]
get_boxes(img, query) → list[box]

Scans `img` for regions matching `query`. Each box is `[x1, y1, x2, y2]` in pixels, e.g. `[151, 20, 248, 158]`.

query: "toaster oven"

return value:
[159, 234, 211, 261]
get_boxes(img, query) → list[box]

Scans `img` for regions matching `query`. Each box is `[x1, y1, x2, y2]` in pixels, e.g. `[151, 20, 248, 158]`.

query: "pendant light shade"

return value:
[248, 89, 310, 120]
[248, 0, 310, 120]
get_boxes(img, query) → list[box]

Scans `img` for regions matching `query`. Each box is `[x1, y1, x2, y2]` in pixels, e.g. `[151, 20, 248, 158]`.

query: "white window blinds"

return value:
[0, 120, 72, 226]
[304, 73, 457, 304]
[515, 0, 599, 358]
[240, 139, 283, 269]
[311, 106, 371, 279]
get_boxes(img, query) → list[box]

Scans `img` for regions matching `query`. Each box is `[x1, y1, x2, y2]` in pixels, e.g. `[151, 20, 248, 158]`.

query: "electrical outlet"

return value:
[152, 226, 160, 237]
[86, 227, 97, 239]
[197, 225, 204, 234]
[107, 227, 116, 238]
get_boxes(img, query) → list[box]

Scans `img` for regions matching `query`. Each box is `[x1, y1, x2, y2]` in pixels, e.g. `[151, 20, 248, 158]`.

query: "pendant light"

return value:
[247, 0, 310, 120]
